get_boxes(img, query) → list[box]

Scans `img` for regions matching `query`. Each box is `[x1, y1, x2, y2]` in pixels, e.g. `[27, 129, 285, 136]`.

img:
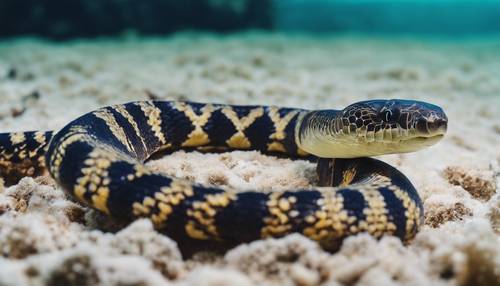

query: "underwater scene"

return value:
[0, 1, 499, 285]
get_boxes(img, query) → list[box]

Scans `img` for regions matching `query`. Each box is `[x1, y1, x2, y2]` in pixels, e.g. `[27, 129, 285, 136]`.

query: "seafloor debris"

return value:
[414, 220, 500, 286]
[424, 202, 473, 228]
[494, 124, 500, 134]
[487, 195, 500, 234]
[443, 166, 496, 201]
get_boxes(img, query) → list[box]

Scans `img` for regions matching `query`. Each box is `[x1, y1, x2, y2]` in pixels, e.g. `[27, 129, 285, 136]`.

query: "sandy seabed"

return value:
[0, 32, 499, 286]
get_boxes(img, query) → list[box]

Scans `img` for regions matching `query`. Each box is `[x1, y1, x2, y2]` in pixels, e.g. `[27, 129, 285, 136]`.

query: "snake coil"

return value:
[0, 100, 447, 250]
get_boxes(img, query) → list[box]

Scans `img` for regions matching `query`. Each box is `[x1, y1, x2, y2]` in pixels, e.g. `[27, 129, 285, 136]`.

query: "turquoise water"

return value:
[276, 0, 500, 35]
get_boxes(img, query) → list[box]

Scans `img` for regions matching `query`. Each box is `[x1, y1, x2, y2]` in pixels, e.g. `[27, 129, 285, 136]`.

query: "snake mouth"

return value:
[402, 134, 444, 144]
[394, 133, 445, 153]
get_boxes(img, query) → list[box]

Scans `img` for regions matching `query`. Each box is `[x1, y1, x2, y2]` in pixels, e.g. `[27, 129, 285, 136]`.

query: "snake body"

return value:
[0, 100, 447, 250]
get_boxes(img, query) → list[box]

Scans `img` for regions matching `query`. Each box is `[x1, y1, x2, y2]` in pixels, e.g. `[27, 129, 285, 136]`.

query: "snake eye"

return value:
[381, 109, 393, 122]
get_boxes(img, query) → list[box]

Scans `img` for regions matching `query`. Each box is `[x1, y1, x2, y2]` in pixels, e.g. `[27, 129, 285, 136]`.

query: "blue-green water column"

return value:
[275, 0, 500, 35]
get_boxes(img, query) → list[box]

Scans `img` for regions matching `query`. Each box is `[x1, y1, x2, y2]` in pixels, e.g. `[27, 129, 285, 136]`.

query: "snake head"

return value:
[344, 99, 447, 138]
[298, 99, 448, 158]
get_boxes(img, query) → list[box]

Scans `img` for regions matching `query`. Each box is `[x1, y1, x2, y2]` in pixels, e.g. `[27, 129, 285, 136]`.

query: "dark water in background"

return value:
[1, 0, 500, 39]
[0, 0, 273, 39]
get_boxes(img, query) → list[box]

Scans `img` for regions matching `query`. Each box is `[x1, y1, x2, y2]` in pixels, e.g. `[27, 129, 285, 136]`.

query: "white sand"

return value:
[0, 33, 499, 285]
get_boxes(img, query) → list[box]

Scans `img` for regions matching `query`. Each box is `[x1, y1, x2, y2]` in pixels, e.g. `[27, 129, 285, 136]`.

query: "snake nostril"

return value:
[424, 117, 448, 134]
[436, 117, 448, 132]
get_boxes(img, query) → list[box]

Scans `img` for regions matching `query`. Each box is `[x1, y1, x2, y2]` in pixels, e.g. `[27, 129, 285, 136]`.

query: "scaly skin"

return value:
[0, 100, 447, 250]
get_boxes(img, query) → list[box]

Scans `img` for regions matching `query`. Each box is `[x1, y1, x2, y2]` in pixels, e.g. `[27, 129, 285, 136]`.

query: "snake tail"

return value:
[0, 131, 53, 185]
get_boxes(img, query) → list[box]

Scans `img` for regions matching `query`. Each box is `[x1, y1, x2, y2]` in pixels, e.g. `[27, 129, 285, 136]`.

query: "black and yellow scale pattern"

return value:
[0, 101, 423, 250]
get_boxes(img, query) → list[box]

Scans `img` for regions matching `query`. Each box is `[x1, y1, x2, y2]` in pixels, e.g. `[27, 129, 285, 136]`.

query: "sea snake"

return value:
[0, 99, 447, 250]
